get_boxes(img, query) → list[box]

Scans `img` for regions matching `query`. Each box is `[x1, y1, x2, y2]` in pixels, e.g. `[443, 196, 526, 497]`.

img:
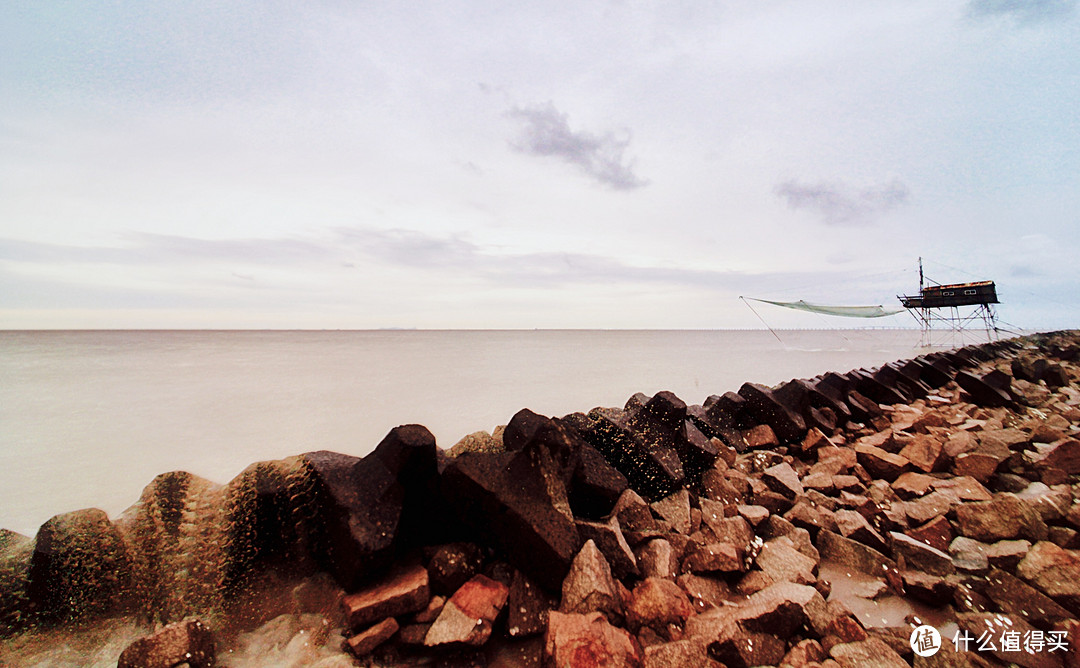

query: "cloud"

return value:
[507, 102, 647, 190]
[967, 0, 1077, 22]
[774, 178, 911, 226]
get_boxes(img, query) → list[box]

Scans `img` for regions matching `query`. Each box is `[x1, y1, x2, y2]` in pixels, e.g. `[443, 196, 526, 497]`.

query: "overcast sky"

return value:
[2, 0, 1078, 330]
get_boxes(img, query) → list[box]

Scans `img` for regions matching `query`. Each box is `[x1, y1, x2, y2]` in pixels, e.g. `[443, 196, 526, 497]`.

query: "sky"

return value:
[1, 0, 1078, 330]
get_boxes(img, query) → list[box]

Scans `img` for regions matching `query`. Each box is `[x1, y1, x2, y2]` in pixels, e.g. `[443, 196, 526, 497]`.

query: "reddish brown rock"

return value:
[889, 532, 955, 576]
[954, 494, 1048, 542]
[984, 568, 1074, 628]
[625, 577, 693, 635]
[1016, 541, 1080, 608]
[642, 638, 720, 668]
[545, 611, 643, 668]
[755, 540, 817, 585]
[560, 539, 621, 618]
[342, 562, 430, 631]
[426, 542, 483, 596]
[740, 424, 780, 449]
[425, 574, 509, 647]
[735, 581, 831, 637]
[1032, 439, 1080, 475]
[891, 472, 936, 499]
[817, 530, 897, 577]
[683, 541, 745, 574]
[782, 638, 827, 666]
[952, 452, 1001, 483]
[833, 509, 889, 554]
[899, 434, 947, 473]
[829, 636, 908, 667]
[985, 539, 1031, 570]
[708, 627, 787, 668]
[575, 516, 639, 580]
[677, 573, 735, 612]
[907, 516, 953, 553]
[345, 617, 399, 658]
[117, 619, 215, 668]
[762, 462, 805, 499]
[855, 444, 909, 482]
[650, 489, 691, 535]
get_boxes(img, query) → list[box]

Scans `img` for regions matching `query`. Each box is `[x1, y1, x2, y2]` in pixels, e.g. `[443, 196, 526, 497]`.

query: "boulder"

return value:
[298, 448, 404, 591]
[117, 619, 215, 668]
[984, 568, 1074, 628]
[544, 611, 642, 668]
[855, 444, 909, 482]
[833, 510, 889, 555]
[25, 508, 132, 622]
[1016, 541, 1080, 610]
[954, 494, 1048, 543]
[955, 371, 1013, 408]
[736, 581, 830, 638]
[899, 434, 947, 473]
[651, 489, 691, 535]
[762, 462, 804, 499]
[441, 447, 581, 590]
[829, 636, 908, 668]
[817, 530, 897, 577]
[635, 538, 678, 581]
[888, 532, 955, 576]
[625, 577, 693, 635]
[583, 408, 686, 501]
[755, 540, 817, 585]
[738, 383, 808, 443]
[683, 541, 746, 574]
[571, 443, 629, 520]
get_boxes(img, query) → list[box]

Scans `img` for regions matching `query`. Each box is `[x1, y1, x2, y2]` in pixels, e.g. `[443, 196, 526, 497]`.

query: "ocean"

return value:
[0, 328, 927, 537]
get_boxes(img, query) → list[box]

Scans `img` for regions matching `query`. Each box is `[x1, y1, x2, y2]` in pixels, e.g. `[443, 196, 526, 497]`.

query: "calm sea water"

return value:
[0, 329, 924, 536]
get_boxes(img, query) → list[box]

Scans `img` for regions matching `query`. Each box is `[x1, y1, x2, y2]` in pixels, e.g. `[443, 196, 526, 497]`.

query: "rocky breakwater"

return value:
[2, 332, 1080, 666]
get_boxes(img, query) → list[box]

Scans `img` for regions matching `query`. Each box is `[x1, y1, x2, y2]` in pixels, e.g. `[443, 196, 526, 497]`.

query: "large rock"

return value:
[298, 450, 402, 591]
[954, 494, 1048, 543]
[583, 408, 686, 501]
[624, 577, 693, 635]
[544, 611, 643, 667]
[956, 371, 1013, 408]
[889, 532, 954, 576]
[117, 619, 215, 668]
[628, 391, 719, 483]
[855, 444, 909, 482]
[983, 568, 1074, 628]
[817, 530, 897, 577]
[441, 445, 581, 590]
[25, 508, 132, 622]
[738, 383, 808, 443]
[735, 581, 830, 638]
[1016, 541, 1080, 611]
[507, 569, 552, 638]
[829, 636, 909, 668]
[755, 540, 817, 585]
